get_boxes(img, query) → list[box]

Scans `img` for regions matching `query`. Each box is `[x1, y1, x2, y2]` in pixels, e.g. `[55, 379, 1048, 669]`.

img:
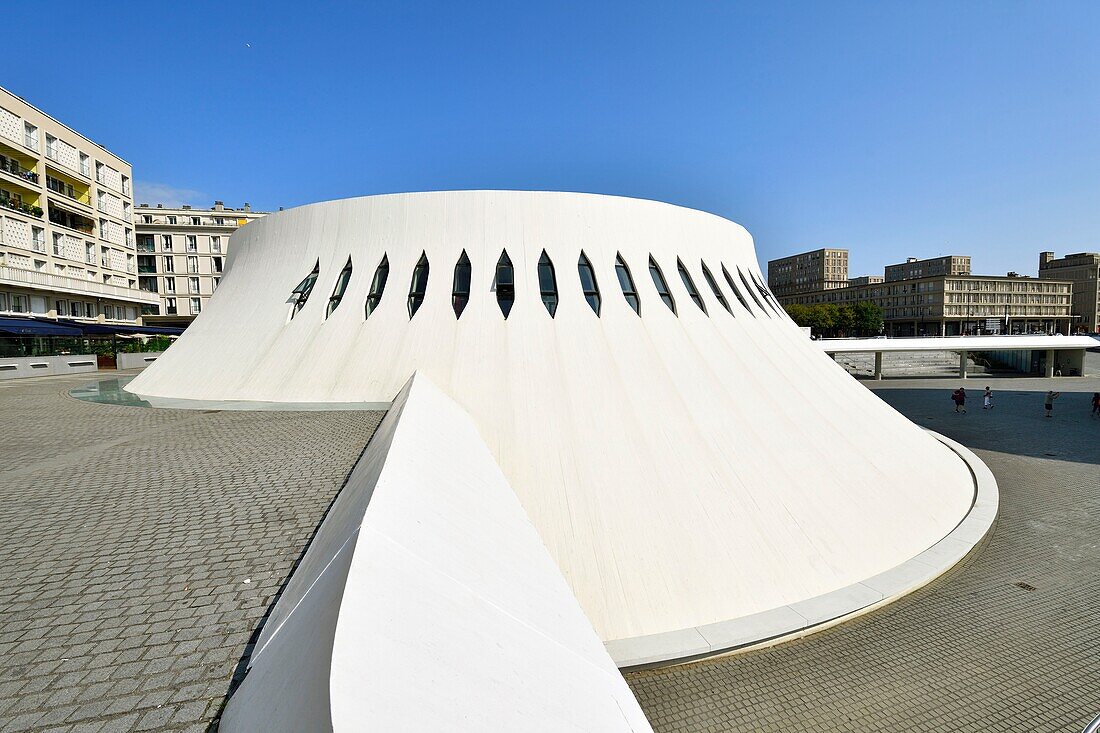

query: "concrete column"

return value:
[958, 350, 968, 379]
[1045, 349, 1055, 378]
[874, 351, 883, 380]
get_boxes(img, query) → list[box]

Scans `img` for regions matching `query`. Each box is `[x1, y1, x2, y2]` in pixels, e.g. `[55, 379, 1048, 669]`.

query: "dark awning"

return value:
[81, 323, 186, 336]
[0, 317, 83, 336]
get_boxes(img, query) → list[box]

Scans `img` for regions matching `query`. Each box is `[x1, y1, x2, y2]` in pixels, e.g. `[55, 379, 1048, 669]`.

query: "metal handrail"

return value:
[1083, 712, 1100, 733]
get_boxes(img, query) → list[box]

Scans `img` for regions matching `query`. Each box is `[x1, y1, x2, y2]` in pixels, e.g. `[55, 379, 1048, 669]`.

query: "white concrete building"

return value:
[0, 86, 154, 325]
[129, 192, 995, 729]
[134, 202, 267, 325]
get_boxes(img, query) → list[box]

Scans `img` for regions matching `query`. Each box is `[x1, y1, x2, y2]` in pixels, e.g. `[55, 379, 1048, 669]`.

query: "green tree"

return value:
[851, 300, 884, 336]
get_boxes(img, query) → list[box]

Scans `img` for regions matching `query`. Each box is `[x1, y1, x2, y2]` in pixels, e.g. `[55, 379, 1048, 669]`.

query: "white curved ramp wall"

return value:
[130, 191, 975, 644]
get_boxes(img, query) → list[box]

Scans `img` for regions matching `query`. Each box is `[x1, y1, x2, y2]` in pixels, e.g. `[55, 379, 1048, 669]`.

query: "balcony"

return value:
[1, 196, 42, 218]
[0, 264, 158, 304]
[47, 204, 95, 235]
[0, 155, 39, 187]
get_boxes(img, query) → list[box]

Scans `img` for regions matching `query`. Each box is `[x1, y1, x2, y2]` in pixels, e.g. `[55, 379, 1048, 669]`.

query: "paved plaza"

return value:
[0, 360, 1098, 732]
[0, 373, 383, 732]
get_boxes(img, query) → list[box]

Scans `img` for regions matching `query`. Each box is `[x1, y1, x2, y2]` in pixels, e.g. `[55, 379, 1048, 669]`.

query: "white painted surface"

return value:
[221, 374, 652, 731]
[817, 335, 1097, 353]
[130, 191, 977, 644]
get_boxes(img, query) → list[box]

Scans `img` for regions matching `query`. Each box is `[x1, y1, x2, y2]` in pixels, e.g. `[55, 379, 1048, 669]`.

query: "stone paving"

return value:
[627, 363, 1100, 732]
[0, 373, 384, 733]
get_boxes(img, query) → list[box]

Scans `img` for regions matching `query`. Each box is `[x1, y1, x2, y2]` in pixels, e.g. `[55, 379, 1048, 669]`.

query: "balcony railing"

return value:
[0, 156, 38, 184]
[24, 133, 37, 150]
[2, 197, 42, 218]
[0, 264, 159, 303]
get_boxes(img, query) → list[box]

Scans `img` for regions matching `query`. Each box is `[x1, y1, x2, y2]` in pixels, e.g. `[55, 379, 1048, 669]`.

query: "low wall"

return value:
[116, 351, 165, 370]
[0, 354, 98, 381]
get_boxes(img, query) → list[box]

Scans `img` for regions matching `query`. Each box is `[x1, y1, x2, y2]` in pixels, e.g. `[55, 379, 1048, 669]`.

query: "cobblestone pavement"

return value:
[0, 373, 384, 733]
[628, 368, 1100, 732]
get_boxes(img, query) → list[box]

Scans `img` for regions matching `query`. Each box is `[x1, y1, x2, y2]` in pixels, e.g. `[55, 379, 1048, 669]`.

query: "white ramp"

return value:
[221, 373, 652, 732]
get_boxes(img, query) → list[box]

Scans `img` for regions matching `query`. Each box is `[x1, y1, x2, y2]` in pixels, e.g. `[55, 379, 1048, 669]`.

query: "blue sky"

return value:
[10, 1, 1100, 276]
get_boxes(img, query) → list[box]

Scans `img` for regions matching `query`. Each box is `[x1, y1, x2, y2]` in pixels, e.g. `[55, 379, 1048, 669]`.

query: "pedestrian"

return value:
[1091, 392, 1099, 418]
[952, 387, 967, 414]
[983, 386, 993, 410]
[1044, 391, 1060, 418]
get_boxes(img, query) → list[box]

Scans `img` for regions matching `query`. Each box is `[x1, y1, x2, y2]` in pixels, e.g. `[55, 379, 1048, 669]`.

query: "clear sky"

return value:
[9, 1, 1100, 277]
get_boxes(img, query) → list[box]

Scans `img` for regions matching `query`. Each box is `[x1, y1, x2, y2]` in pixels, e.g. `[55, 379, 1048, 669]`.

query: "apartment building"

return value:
[778, 254, 1069, 334]
[884, 255, 970, 282]
[1038, 251, 1100, 333]
[767, 248, 849, 297]
[848, 275, 884, 286]
[135, 202, 266, 326]
[0, 86, 155, 324]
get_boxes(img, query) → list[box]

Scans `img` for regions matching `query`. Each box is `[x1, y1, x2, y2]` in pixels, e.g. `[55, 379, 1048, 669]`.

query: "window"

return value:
[649, 256, 676, 314]
[365, 254, 389, 318]
[45, 135, 57, 160]
[31, 227, 45, 253]
[121, 175, 130, 195]
[165, 297, 177, 315]
[212, 256, 223, 273]
[190, 216, 200, 226]
[577, 252, 600, 315]
[537, 250, 558, 317]
[84, 241, 94, 263]
[721, 264, 752, 313]
[212, 277, 220, 291]
[161, 234, 172, 251]
[452, 250, 471, 318]
[186, 235, 197, 252]
[139, 276, 158, 292]
[214, 217, 225, 226]
[24, 123, 38, 151]
[84, 302, 95, 318]
[677, 259, 707, 314]
[188, 276, 200, 294]
[101, 247, 110, 268]
[163, 256, 174, 272]
[125, 229, 133, 248]
[615, 254, 641, 315]
[738, 267, 767, 314]
[99, 218, 108, 236]
[495, 249, 515, 318]
[190, 298, 201, 315]
[211, 236, 221, 253]
[141, 304, 160, 316]
[54, 299, 65, 316]
[326, 257, 353, 318]
[290, 261, 319, 317]
[11, 294, 26, 312]
[142, 214, 152, 224]
[187, 256, 198, 273]
[164, 277, 176, 293]
[700, 261, 731, 314]
[752, 271, 784, 316]
[407, 252, 429, 318]
[69, 301, 82, 317]
[0, 293, 7, 311]
[166, 215, 177, 225]
[104, 304, 116, 320]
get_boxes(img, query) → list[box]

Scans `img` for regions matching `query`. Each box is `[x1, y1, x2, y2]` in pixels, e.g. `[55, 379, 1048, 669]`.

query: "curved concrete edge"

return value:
[606, 429, 999, 670]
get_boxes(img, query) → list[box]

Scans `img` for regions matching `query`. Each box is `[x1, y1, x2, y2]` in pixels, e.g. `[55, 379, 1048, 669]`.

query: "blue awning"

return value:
[81, 323, 186, 336]
[0, 317, 83, 336]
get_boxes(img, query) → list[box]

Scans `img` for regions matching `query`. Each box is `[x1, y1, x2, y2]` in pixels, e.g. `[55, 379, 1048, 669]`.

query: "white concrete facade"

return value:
[129, 191, 980, 649]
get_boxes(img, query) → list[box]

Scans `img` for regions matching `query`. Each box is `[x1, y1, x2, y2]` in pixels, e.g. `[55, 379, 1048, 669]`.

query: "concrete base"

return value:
[606, 430, 998, 669]
[0, 354, 97, 380]
[116, 351, 164, 370]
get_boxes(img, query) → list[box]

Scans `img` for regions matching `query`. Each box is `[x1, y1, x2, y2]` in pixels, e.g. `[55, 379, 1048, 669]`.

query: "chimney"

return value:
[156, 203, 163, 208]
[906, 257, 917, 263]
[214, 200, 224, 211]
[1039, 251, 1055, 269]
[182, 205, 191, 210]
[243, 202, 251, 212]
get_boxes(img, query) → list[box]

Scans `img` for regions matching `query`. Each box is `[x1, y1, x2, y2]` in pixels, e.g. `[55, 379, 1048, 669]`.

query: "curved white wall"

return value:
[129, 191, 975, 643]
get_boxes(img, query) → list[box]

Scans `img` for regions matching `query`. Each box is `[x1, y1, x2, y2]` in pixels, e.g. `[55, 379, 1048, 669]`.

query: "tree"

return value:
[852, 300, 884, 336]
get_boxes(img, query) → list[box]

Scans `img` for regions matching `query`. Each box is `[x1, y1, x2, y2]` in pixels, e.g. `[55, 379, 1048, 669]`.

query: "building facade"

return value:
[135, 202, 266, 326]
[1038, 251, 1100, 333]
[781, 272, 1073, 336]
[0, 87, 155, 323]
[884, 255, 970, 282]
[767, 247, 848, 297]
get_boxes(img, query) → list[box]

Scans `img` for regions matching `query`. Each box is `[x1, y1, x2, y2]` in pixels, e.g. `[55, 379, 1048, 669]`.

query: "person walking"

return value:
[1044, 391, 1060, 418]
[1090, 392, 1099, 418]
[952, 387, 967, 414]
[983, 386, 993, 410]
